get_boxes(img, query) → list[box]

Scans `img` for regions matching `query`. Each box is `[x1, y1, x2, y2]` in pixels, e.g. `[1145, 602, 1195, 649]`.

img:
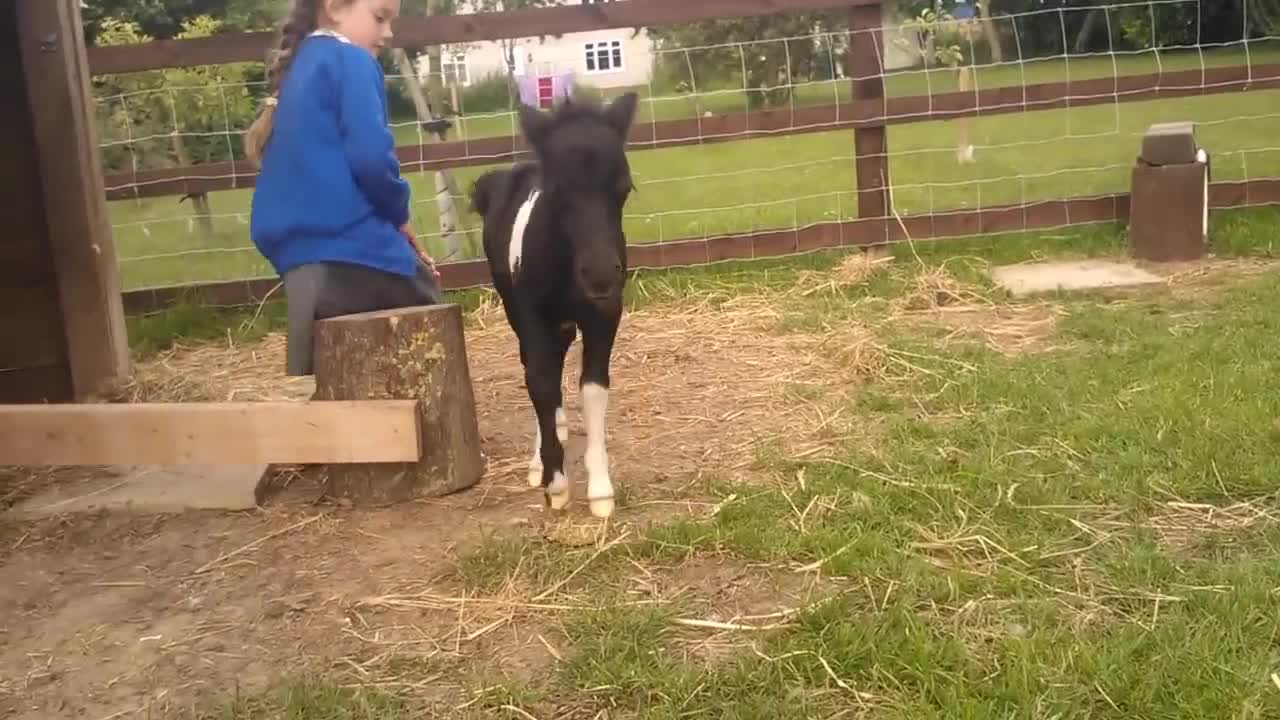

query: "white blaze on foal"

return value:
[581, 382, 614, 518]
[508, 189, 541, 274]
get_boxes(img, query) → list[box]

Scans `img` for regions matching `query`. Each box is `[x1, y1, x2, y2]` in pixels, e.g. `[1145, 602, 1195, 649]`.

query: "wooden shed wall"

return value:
[0, 4, 74, 403]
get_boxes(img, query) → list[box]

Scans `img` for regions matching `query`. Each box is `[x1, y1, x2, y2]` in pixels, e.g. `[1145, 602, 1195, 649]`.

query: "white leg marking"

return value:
[507, 189, 541, 275]
[529, 407, 566, 487]
[546, 471, 571, 511]
[527, 416, 543, 487]
[581, 382, 614, 518]
[556, 406, 568, 443]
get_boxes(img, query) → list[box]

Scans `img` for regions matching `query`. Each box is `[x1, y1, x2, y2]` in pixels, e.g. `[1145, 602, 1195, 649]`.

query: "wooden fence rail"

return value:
[120, 178, 1280, 315]
[88, 0, 1280, 314]
[101, 62, 1280, 202]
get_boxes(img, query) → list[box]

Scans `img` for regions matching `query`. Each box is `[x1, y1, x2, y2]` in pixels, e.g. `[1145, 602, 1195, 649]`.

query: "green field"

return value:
[105, 42, 1280, 291]
[164, 205, 1280, 719]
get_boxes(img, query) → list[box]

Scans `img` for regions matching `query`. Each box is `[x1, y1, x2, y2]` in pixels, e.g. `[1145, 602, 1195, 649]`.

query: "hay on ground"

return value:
[120, 286, 883, 488]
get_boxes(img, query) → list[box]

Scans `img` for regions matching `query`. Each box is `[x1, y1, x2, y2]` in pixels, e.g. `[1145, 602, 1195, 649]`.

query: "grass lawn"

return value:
[105, 42, 1280, 291]
[166, 205, 1280, 718]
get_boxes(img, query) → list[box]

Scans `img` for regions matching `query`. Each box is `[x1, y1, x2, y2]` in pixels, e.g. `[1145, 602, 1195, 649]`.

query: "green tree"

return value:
[94, 15, 256, 235]
[83, 0, 280, 43]
[94, 18, 167, 174]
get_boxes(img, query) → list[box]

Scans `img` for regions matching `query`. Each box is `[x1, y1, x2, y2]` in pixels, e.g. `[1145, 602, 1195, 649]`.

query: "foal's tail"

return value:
[469, 170, 501, 217]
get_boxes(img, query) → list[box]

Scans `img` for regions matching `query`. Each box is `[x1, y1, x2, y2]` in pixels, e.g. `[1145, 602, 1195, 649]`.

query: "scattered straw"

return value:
[191, 514, 324, 576]
[116, 279, 892, 495]
[114, 334, 313, 403]
[796, 252, 893, 296]
[1117, 498, 1279, 550]
[751, 645, 877, 705]
[892, 264, 990, 313]
[531, 530, 631, 601]
[462, 289, 881, 485]
[1157, 257, 1277, 289]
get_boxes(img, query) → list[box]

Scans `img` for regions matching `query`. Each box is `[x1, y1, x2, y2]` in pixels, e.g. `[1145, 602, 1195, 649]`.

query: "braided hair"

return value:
[244, 0, 343, 165]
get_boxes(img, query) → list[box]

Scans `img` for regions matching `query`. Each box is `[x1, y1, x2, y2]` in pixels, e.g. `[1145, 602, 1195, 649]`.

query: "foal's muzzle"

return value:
[578, 258, 624, 306]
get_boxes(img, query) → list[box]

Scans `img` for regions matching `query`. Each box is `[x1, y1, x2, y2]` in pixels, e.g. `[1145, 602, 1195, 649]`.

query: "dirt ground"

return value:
[0, 285, 880, 719]
[5, 252, 1252, 718]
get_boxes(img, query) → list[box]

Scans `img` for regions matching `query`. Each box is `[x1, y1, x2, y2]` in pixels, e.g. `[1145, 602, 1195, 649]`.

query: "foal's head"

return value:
[518, 92, 639, 309]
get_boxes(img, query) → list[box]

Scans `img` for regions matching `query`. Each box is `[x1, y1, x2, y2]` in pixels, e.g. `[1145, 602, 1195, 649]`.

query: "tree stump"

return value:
[313, 304, 484, 505]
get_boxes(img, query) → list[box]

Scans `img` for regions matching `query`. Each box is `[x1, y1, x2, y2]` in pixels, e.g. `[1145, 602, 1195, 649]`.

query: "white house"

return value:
[417, 0, 920, 92]
[419, 0, 655, 91]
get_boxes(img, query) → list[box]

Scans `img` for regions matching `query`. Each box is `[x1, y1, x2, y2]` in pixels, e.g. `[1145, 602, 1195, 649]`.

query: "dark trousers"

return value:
[282, 260, 443, 376]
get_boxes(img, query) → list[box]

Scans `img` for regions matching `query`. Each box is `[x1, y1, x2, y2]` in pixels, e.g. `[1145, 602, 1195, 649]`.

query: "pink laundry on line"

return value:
[516, 72, 575, 109]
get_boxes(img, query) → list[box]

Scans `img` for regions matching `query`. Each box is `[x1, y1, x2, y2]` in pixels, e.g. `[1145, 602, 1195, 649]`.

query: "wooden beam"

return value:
[87, 0, 874, 75]
[0, 6, 72, 402]
[0, 401, 423, 466]
[18, 0, 130, 400]
[104, 61, 1280, 203]
[117, 176, 1280, 315]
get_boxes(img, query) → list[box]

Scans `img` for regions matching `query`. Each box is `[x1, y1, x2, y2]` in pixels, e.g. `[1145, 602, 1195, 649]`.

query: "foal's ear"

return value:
[517, 102, 553, 148]
[603, 92, 639, 137]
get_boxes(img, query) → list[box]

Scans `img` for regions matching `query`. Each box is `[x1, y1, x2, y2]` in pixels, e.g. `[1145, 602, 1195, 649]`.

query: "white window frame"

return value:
[583, 39, 624, 74]
[439, 51, 469, 86]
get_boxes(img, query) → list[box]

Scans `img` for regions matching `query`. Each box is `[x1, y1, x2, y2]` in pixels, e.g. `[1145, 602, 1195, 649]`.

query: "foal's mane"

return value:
[468, 162, 536, 218]
[535, 96, 623, 134]
[469, 95, 635, 218]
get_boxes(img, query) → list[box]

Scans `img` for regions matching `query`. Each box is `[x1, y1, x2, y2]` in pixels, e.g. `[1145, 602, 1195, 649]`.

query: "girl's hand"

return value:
[400, 223, 441, 281]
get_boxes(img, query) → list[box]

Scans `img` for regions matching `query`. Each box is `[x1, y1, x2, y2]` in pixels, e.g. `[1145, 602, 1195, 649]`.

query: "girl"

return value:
[245, 0, 443, 376]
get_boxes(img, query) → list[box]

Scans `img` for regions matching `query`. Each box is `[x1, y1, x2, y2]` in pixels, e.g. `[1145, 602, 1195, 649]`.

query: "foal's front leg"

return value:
[526, 323, 574, 488]
[580, 316, 620, 518]
[522, 314, 571, 510]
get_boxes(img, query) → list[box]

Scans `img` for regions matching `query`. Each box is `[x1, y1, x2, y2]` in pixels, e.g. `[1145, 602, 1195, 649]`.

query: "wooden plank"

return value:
[1210, 178, 1280, 208]
[18, 0, 130, 400]
[98, 188, 1214, 310]
[0, 5, 72, 403]
[872, 63, 1280, 123]
[114, 178, 1273, 315]
[104, 101, 872, 200]
[0, 400, 423, 466]
[87, 0, 874, 75]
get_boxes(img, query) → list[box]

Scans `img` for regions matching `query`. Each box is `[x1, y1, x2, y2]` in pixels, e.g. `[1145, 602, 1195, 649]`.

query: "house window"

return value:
[440, 52, 468, 86]
[584, 40, 623, 73]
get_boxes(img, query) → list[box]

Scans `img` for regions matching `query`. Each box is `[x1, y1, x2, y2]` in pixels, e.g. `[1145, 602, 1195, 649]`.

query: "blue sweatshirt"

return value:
[250, 33, 418, 278]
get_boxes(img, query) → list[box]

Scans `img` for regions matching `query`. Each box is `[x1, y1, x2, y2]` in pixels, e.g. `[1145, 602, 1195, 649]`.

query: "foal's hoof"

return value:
[588, 495, 615, 519]
[544, 472, 571, 511]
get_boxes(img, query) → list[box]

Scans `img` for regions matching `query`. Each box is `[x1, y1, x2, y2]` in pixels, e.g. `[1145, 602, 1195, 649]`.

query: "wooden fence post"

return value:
[17, 0, 130, 399]
[849, 1, 891, 245]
